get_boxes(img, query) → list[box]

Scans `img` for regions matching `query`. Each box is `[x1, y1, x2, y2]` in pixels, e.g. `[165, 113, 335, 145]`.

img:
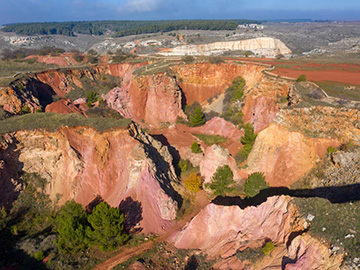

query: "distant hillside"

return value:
[1, 19, 263, 37]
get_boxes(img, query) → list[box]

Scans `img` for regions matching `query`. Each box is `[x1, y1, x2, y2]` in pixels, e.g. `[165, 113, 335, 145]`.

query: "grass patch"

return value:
[0, 59, 56, 85]
[0, 112, 131, 134]
[316, 81, 360, 101]
[293, 197, 360, 260]
[193, 134, 227, 146]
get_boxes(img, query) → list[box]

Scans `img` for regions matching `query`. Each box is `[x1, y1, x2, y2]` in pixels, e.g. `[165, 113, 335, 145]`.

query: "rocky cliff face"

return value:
[106, 74, 187, 127]
[0, 123, 179, 233]
[160, 37, 292, 57]
[171, 195, 343, 269]
[171, 62, 265, 105]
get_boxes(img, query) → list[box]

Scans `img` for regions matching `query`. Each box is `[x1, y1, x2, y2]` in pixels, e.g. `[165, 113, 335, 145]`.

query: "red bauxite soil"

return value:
[234, 57, 360, 85]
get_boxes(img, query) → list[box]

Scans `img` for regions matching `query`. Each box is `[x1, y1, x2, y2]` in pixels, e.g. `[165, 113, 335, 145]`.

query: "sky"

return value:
[0, 0, 359, 25]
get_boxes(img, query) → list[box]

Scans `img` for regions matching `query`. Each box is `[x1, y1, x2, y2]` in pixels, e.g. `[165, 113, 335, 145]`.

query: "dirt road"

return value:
[93, 190, 209, 270]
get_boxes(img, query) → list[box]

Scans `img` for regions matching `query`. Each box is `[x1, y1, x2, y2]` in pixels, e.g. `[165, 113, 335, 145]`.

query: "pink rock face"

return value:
[200, 144, 247, 184]
[247, 124, 340, 187]
[4, 125, 178, 234]
[191, 117, 243, 140]
[284, 234, 343, 270]
[172, 196, 305, 258]
[242, 95, 279, 133]
[106, 74, 187, 127]
[45, 99, 85, 115]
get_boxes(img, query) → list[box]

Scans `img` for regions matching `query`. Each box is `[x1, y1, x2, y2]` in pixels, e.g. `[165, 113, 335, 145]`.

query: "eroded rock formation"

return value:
[0, 123, 180, 233]
[160, 37, 292, 58]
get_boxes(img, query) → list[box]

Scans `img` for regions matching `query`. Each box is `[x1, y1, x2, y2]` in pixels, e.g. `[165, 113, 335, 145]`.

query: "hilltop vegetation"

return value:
[2, 19, 262, 37]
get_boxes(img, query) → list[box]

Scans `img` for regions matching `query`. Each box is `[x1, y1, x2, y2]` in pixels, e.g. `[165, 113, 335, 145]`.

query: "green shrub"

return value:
[34, 251, 45, 261]
[327, 146, 335, 154]
[208, 165, 235, 196]
[244, 172, 269, 198]
[35, 108, 42, 113]
[297, 74, 307, 82]
[0, 206, 7, 231]
[209, 56, 224, 64]
[262, 242, 275, 255]
[236, 123, 257, 164]
[187, 105, 205, 126]
[86, 90, 98, 103]
[191, 141, 202, 153]
[21, 105, 31, 114]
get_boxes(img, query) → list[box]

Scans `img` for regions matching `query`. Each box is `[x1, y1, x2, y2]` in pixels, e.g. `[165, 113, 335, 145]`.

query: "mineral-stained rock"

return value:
[45, 99, 85, 115]
[246, 124, 340, 186]
[172, 196, 306, 258]
[0, 123, 179, 233]
[284, 234, 343, 270]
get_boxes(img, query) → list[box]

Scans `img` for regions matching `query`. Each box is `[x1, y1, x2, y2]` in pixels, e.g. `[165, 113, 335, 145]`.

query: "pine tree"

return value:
[189, 105, 205, 126]
[86, 201, 129, 251]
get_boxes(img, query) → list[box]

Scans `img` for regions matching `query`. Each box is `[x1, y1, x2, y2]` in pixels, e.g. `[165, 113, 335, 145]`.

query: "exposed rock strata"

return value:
[0, 123, 179, 233]
[160, 37, 292, 57]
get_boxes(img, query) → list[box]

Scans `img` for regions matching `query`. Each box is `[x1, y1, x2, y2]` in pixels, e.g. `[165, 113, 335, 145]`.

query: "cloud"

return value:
[123, 0, 163, 13]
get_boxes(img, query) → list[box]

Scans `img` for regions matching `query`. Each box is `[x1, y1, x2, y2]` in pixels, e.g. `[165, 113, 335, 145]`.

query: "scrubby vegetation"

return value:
[191, 141, 202, 153]
[207, 165, 235, 197]
[3, 19, 262, 37]
[181, 55, 195, 64]
[193, 134, 227, 146]
[296, 74, 307, 82]
[235, 123, 257, 164]
[294, 197, 360, 260]
[244, 172, 269, 198]
[1, 47, 65, 61]
[222, 76, 246, 128]
[0, 112, 131, 134]
[184, 172, 203, 193]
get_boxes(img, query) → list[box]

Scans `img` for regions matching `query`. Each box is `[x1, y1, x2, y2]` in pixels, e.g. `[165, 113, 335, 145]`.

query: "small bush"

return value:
[262, 242, 275, 255]
[297, 74, 307, 82]
[209, 56, 224, 64]
[327, 146, 335, 154]
[182, 55, 195, 64]
[208, 165, 235, 196]
[21, 105, 31, 114]
[184, 172, 202, 192]
[34, 251, 45, 261]
[178, 159, 192, 173]
[236, 123, 257, 164]
[191, 141, 202, 153]
[86, 91, 98, 103]
[244, 172, 269, 198]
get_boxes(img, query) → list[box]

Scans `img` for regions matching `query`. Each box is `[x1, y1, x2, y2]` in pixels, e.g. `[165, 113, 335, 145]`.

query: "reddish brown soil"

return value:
[233, 57, 360, 85]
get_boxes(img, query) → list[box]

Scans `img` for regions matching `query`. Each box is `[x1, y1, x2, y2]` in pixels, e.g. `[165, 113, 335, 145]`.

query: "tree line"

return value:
[2, 19, 263, 37]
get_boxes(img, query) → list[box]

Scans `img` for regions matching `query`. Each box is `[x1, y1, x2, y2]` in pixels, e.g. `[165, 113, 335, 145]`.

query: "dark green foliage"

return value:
[3, 20, 262, 37]
[0, 206, 7, 231]
[208, 165, 235, 196]
[297, 74, 307, 82]
[85, 91, 98, 103]
[34, 251, 45, 261]
[236, 123, 257, 164]
[222, 76, 246, 128]
[8, 173, 54, 236]
[1, 47, 65, 60]
[87, 49, 98, 55]
[181, 55, 195, 64]
[86, 202, 129, 251]
[56, 200, 89, 253]
[72, 53, 83, 63]
[191, 141, 202, 153]
[187, 105, 205, 126]
[244, 172, 269, 198]
[178, 159, 193, 173]
[86, 55, 98, 64]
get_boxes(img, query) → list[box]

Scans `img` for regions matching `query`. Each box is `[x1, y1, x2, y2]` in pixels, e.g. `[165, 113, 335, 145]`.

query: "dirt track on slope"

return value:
[93, 191, 209, 270]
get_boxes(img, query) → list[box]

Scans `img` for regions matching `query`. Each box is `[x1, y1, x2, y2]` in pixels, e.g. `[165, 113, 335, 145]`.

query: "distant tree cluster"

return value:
[2, 19, 262, 37]
[1, 46, 65, 60]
